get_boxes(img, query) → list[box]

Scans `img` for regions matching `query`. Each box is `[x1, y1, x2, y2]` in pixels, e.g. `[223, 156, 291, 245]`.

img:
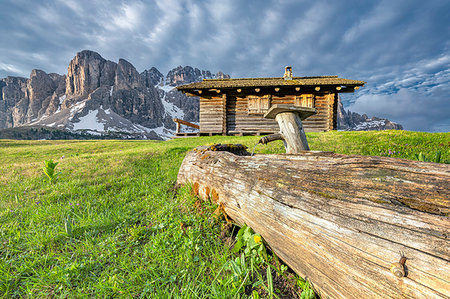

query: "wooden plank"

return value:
[178, 150, 450, 298]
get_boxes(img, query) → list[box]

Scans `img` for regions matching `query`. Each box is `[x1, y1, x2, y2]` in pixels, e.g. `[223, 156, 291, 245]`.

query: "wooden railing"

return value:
[173, 118, 200, 134]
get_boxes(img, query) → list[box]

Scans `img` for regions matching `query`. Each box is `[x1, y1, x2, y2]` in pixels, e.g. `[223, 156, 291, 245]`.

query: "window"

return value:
[248, 95, 271, 114]
[294, 94, 315, 108]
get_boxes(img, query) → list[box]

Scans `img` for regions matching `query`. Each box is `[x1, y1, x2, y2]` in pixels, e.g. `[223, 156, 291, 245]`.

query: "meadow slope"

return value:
[0, 131, 448, 297]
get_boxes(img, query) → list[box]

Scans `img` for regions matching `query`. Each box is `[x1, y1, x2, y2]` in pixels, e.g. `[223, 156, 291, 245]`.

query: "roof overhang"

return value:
[177, 76, 366, 98]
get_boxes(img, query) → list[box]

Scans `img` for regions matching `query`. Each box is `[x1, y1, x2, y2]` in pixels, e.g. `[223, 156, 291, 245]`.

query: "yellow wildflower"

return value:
[254, 235, 262, 244]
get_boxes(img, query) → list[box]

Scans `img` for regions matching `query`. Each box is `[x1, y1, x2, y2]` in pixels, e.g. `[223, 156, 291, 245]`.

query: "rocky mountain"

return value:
[337, 97, 403, 131]
[0, 50, 225, 139]
[1, 50, 402, 140]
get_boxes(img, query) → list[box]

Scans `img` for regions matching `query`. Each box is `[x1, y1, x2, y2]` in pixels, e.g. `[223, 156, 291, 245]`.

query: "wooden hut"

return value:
[176, 67, 365, 136]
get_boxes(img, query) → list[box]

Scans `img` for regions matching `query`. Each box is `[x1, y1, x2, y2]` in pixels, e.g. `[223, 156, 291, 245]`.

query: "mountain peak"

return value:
[165, 65, 230, 86]
[141, 67, 164, 87]
[66, 50, 115, 96]
[76, 50, 103, 60]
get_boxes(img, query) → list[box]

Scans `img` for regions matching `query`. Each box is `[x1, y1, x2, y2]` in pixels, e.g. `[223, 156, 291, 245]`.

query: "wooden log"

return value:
[177, 150, 450, 299]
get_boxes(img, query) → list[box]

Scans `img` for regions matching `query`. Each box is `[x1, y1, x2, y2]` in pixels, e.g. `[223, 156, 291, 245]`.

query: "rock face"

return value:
[66, 50, 115, 96]
[337, 97, 403, 131]
[141, 67, 164, 87]
[0, 50, 228, 139]
[157, 65, 232, 125]
[0, 76, 28, 128]
[165, 66, 230, 86]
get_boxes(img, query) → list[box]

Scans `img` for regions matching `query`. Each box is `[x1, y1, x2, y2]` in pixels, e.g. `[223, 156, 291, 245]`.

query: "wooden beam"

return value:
[172, 118, 200, 129]
[237, 88, 242, 93]
[336, 86, 342, 91]
[295, 87, 300, 91]
[315, 87, 321, 91]
[255, 88, 260, 93]
[275, 87, 280, 92]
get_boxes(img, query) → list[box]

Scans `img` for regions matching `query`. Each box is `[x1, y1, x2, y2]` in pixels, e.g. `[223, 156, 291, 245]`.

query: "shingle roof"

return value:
[177, 76, 365, 91]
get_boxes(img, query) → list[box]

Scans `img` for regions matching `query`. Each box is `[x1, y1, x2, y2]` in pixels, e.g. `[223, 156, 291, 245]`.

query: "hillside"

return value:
[0, 131, 448, 297]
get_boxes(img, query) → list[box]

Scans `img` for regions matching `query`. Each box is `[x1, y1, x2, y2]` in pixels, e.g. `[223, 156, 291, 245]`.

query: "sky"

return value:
[0, 0, 449, 132]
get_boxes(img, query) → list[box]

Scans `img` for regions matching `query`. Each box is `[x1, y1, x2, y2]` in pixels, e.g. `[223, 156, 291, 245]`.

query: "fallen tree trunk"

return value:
[177, 149, 450, 298]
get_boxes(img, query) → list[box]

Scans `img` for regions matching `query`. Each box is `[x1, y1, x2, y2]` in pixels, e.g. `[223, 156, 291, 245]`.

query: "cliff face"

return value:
[65, 50, 116, 96]
[337, 97, 403, 131]
[165, 65, 230, 86]
[159, 65, 231, 125]
[0, 50, 228, 139]
[141, 67, 164, 87]
[0, 76, 28, 128]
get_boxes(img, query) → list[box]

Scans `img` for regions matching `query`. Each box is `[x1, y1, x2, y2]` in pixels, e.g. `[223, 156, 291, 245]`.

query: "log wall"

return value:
[226, 96, 279, 133]
[199, 96, 224, 133]
[199, 93, 337, 134]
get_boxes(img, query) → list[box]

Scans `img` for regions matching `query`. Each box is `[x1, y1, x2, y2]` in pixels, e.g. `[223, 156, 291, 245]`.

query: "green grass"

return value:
[0, 131, 448, 297]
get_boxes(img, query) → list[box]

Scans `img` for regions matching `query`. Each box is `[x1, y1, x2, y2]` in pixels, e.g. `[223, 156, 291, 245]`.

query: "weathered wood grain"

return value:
[177, 150, 450, 298]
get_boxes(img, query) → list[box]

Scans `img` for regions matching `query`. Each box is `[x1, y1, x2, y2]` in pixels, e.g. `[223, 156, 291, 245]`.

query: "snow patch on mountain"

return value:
[72, 109, 104, 131]
[70, 100, 87, 115]
[159, 87, 184, 120]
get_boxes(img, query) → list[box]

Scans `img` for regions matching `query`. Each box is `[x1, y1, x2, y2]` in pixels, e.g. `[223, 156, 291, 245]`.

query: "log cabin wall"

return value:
[198, 92, 338, 135]
[178, 74, 365, 135]
[199, 96, 224, 133]
[302, 93, 336, 132]
[226, 96, 279, 134]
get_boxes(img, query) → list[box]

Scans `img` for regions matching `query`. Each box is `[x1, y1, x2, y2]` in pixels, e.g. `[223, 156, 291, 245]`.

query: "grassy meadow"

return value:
[0, 130, 449, 297]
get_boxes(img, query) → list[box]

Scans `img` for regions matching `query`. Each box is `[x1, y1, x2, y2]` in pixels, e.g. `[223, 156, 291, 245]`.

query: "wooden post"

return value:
[275, 112, 309, 152]
[263, 105, 316, 153]
[175, 121, 180, 134]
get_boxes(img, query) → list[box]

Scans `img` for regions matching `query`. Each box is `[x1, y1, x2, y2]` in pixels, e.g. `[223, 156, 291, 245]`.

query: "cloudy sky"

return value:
[0, 0, 449, 132]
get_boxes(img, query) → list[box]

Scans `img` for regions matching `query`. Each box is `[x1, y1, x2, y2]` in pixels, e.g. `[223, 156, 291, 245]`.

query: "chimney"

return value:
[283, 66, 293, 80]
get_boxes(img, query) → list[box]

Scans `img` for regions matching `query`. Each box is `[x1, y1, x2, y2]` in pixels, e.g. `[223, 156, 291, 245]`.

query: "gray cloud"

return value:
[0, 0, 449, 131]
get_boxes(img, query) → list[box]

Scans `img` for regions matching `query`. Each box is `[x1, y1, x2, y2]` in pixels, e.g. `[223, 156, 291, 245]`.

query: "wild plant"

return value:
[43, 159, 61, 183]
[225, 224, 272, 296]
[229, 224, 315, 298]
[415, 151, 443, 163]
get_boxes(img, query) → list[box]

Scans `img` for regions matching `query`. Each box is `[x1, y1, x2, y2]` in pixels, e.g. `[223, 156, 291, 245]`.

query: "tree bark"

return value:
[177, 149, 450, 299]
